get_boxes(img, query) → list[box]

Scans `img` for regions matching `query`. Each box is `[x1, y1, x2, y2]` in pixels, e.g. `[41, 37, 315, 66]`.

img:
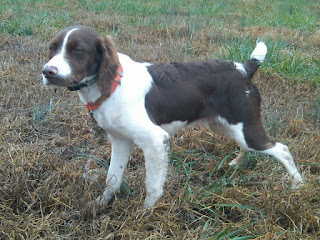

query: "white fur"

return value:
[250, 42, 267, 62]
[42, 74, 49, 85]
[97, 134, 133, 205]
[261, 143, 303, 188]
[161, 120, 188, 136]
[234, 62, 247, 76]
[229, 148, 248, 166]
[212, 116, 250, 150]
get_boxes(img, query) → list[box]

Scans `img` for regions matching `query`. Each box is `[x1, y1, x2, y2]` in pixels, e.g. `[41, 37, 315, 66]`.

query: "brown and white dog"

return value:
[42, 26, 303, 208]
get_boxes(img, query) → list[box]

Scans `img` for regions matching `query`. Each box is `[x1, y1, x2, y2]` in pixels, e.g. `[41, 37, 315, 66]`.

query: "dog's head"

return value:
[42, 25, 119, 96]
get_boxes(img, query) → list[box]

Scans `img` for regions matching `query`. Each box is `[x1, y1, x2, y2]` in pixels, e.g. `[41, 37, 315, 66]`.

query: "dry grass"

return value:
[1, 0, 320, 239]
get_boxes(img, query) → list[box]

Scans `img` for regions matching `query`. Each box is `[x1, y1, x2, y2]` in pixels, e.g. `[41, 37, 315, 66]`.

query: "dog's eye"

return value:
[72, 47, 83, 54]
[49, 45, 55, 52]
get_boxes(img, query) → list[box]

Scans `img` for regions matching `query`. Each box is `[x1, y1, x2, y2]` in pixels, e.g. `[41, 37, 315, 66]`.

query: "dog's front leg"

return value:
[139, 131, 170, 208]
[97, 134, 132, 206]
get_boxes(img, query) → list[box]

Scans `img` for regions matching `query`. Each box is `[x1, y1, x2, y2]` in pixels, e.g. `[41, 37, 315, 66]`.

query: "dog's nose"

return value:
[42, 66, 58, 78]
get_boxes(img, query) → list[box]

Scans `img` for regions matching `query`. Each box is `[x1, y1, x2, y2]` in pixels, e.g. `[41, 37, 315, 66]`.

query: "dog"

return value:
[42, 26, 303, 208]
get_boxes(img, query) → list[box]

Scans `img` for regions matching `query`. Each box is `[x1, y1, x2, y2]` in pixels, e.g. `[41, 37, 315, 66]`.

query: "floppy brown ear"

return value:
[96, 36, 120, 97]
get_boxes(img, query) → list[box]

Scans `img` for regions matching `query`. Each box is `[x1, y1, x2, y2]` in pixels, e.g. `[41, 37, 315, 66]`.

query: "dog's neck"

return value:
[77, 81, 102, 105]
[76, 65, 123, 109]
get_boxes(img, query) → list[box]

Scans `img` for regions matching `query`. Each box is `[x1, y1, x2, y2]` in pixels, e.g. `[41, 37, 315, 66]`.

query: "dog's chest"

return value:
[91, 104, 121, 132]
[89, 97, 150, 139]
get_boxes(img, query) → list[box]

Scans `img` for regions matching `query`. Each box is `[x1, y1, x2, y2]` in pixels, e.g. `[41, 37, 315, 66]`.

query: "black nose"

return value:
[42, 66, 58, 78]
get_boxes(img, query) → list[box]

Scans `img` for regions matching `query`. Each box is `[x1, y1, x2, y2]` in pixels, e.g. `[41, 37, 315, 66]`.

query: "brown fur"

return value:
[96, 37, 120, 97]
[145, 59, 275, 151]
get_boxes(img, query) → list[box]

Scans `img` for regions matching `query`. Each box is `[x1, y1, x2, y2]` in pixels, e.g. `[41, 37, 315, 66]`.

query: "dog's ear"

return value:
[96, 36, 119, 96]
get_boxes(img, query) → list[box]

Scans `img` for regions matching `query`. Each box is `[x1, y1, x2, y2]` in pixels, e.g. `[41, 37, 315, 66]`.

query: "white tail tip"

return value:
[250, 42, 267, 63]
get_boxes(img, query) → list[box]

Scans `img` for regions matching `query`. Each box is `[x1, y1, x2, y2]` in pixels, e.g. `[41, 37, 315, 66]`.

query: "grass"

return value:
[1, 0, 320, 239]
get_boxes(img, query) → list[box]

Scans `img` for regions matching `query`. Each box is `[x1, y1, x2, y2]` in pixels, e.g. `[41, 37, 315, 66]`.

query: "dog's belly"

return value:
[160, 120, 188, 136]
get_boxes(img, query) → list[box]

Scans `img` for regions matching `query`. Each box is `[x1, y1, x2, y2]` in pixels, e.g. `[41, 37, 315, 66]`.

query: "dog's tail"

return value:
[244, 42, 267, 78]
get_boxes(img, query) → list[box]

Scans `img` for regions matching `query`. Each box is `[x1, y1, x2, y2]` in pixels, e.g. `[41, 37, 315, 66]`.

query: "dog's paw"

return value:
[96, 195, 107, 206]
[85, 193, 111, 209]
[228, 159, 240, 166]
[229, 151, 247, 166]
[291, 180, 304, 189]
[144, 192, 162, 209]
[83, 197, 109, 217]
[290, 171, 304, 189]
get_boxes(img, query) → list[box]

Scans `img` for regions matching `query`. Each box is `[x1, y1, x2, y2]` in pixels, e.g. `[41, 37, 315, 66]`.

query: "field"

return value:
[0, 0, 319, 239]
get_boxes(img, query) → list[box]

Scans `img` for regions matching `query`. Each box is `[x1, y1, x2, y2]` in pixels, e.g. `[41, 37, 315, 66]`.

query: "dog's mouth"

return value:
[42, 70, 98, 92]
[42, 66, 78, 88]
[42, 74, 76, 88]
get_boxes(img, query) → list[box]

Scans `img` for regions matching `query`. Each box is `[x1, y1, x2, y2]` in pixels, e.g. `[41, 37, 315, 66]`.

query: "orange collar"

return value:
[86, 65, 123, 111]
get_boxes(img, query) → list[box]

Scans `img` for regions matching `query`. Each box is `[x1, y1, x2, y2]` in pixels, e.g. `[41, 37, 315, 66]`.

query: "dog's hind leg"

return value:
[208, 117, 249, 166]
[259, 142, 303, 188]
[243, 124, 303, 188]
[209, 117, 303, 188]
[229, 148, 248, 166]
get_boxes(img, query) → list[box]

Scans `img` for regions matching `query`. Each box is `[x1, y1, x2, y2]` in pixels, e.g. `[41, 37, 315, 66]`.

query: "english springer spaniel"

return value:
[42, 26, 303, 208]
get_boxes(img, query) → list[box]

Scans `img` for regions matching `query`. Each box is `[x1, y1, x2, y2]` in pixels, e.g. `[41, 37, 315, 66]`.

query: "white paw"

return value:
[144, 198, 156, 209]
[229, 159, 240, 166]
[291, 179, 304, 189]
[94, 190, 114, 206]
[229, 151, 247, 166]
[144, 192, 162, 208]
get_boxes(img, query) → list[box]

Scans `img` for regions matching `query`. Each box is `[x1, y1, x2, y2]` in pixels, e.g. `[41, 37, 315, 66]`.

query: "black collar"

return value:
[67, 75, 97, 91]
